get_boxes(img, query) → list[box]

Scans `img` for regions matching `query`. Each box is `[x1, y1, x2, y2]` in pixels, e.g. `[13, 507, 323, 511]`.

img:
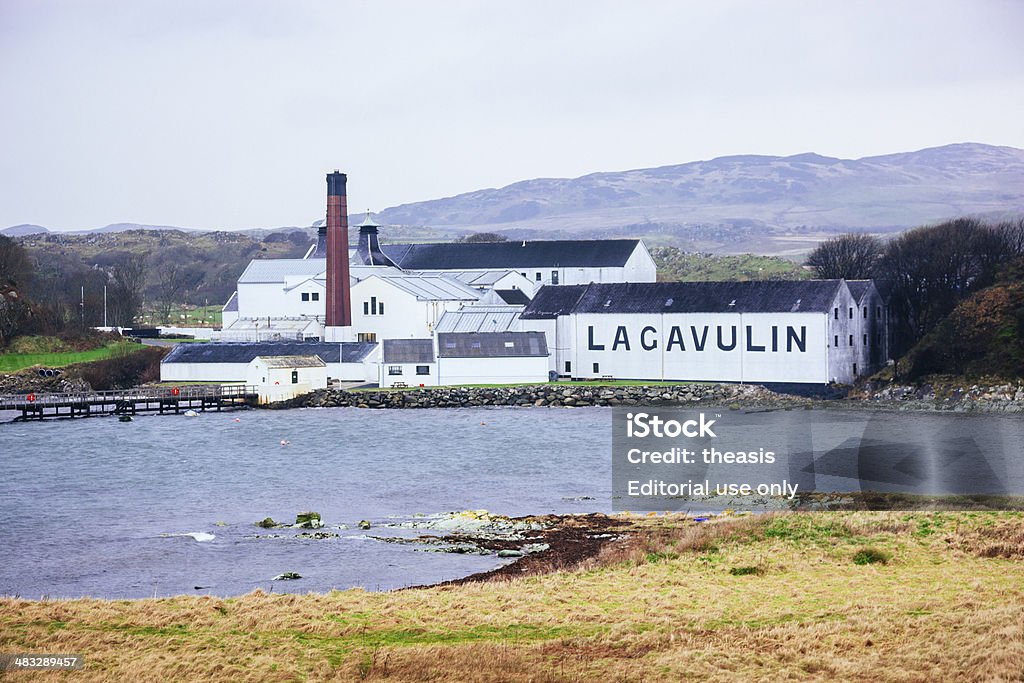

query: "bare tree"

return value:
[108, 253, 147, 326]
[805, 233, 883, 279]
[155, 262, 202, 322]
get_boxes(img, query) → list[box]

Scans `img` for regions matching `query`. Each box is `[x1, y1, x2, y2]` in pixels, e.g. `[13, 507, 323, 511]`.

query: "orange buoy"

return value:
[171, 387, 180, 397]
[26, 393, 35, 402]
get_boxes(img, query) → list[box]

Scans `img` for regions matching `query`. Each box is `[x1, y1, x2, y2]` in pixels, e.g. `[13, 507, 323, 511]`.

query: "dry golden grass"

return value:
[2, 512, 1023, 682]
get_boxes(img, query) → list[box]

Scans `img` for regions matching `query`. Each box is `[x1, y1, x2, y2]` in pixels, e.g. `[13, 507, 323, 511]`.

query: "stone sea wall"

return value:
[276, 379, 1024, 412]
[277, 383, 793, 410]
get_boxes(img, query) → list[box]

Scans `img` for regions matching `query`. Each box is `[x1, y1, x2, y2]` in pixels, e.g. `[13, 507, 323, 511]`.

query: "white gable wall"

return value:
[437, 356, 549, 386]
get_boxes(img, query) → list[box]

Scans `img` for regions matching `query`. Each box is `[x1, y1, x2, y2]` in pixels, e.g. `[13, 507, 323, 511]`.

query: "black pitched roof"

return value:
[382, 339, 435, 363]
[376, 239, 641, 269]
[521, 281, 847, 317]
[494, 289, 532, 305]
[437, 332, 548, 358]
[162, 341, 377, 364]
[518, 285, 588, 319]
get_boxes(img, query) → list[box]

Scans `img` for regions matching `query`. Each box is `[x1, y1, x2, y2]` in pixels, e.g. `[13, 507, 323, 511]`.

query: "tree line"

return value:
[805, 217, 1024, 358]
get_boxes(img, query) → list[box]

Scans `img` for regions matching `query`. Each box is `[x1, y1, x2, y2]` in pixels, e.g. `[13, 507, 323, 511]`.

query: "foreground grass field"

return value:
[0, 341, 145, 373]
[1, 512, 1022, 681]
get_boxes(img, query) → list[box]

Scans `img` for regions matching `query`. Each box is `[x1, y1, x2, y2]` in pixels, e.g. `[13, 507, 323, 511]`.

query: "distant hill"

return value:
[88, 222, 203, 234]
[7, 143, 1023, 256]
[1, 224, 49, 236]
[375, 143, 1024, 235]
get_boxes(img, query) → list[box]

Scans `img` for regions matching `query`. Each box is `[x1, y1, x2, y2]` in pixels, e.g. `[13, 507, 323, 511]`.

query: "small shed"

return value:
[247, 355, 327, 402]
[380, 339, 437, 388]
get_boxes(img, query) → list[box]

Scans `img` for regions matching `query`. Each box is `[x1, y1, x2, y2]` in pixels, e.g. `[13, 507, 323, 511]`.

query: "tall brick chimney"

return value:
[325, 171, 351, 327]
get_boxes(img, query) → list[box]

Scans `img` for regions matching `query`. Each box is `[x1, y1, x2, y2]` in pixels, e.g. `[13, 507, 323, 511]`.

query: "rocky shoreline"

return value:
[274, 380, 1024, 413]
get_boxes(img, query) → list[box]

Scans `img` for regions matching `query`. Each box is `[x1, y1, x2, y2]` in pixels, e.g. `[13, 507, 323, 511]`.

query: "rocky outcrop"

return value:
[0, 368, 90, 395]
[278, 383, 790, 411]
[852, 379, 1024, 412]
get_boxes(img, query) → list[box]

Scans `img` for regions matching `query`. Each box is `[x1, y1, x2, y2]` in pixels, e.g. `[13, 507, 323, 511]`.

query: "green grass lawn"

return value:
[0, 341, 146, 373]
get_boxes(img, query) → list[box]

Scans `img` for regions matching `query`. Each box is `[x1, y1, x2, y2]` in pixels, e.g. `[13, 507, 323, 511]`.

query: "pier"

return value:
[0, 385, 259, 421]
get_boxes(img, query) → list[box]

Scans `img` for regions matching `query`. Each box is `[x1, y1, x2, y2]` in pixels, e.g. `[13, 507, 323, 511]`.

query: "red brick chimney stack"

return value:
[325, 171, 351, 327]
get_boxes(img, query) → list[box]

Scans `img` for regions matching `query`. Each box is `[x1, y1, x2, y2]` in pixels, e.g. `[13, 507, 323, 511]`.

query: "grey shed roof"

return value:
[254, 355, 326, 368]
[521, 281, 847, 318]
[162, 341, 377, 365]
[382, 339, 435, 363]
[434, 307, 521, 333]
[237, 259, 325, 284]
[437, 332, 548, 358]
[222, 291, 238, 312]
[377, 239, 641, 270]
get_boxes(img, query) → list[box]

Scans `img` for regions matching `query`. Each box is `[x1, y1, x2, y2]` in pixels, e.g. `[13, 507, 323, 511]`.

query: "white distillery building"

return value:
[160, 341, 379, 384]
[520, 280, 889, 385]
[347, 274, 483, 342]
[370, 238, 656, 288]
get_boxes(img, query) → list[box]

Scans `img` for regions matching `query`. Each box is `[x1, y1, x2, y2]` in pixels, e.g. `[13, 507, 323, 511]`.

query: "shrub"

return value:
[853, 547, 890, 565]
[79, 346, 168, 390]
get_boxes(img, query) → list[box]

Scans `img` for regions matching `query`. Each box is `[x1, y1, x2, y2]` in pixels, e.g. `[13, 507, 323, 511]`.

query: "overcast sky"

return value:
[1, 0, 1022, 231]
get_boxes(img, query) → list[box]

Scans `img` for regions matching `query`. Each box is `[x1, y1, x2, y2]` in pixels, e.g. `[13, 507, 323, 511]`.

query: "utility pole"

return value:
[103, 285, 108, 328]
[80, 285, 85, 328]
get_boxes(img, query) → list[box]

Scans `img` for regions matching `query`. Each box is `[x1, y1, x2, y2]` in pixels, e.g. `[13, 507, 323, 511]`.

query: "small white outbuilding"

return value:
[247, 355, 328, 403]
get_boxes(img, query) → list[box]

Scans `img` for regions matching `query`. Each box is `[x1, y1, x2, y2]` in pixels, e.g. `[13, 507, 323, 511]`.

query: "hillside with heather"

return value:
[374, 143, 1024, 254]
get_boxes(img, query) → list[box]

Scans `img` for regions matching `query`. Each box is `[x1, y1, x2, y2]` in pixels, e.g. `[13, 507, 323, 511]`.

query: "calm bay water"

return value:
[0, 407, 611, 598]
[2, 405, 1022, 599]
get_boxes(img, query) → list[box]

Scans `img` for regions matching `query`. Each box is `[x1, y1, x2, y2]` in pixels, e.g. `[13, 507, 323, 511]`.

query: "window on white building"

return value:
[551, 270, 559, 284]
[301, 293, 310, 301]
[416, 365, 430, 375]
[312, 293, 319, 301]
[357, 332, 377, 343]
[592, 362, 600, 374]
[388, 366, 403, 375]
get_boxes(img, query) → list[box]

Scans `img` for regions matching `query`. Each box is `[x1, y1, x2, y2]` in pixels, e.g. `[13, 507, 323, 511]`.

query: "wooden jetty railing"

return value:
[0, 385, 260, 421]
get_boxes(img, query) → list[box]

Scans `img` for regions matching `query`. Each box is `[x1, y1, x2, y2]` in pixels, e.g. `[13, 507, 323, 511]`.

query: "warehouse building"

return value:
[160, 341, 379, 384]
[435, 331, 549, 386]
[378, 332, 549, 387]
[520, 280, 888, 384]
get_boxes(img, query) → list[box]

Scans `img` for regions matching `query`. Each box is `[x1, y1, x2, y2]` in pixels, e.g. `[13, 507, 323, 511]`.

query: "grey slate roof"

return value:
[437, 332, 548, 358]
[846, 280, 876, 304]
[382, 339, 435, 363]
[162, 341, 377, 365]
[222, 291, 238, 312]
[376, 239, 641, 270]
[495, 289, 531, 305]
[521, 281, 847, 318]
